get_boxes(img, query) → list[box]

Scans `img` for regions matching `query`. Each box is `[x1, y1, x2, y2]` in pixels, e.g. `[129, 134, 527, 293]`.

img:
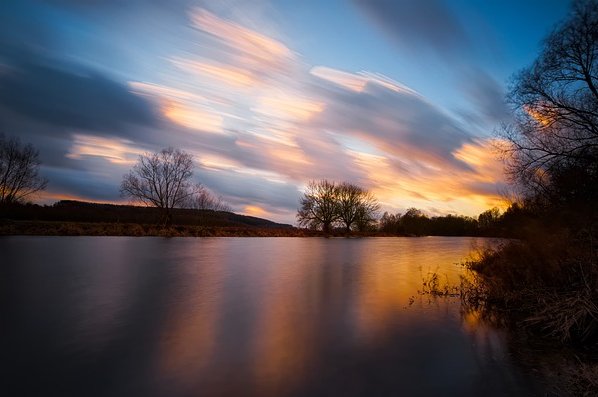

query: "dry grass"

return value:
[0, 220, 313, 237]
[524, 287, 598, 344]
[461, 229, 598, 396]
[464, 240, 598, 345]
[419, 271, 461, 297]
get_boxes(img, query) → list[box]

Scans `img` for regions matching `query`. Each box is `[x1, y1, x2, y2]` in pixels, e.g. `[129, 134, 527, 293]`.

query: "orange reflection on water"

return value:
[351, 239, 467, 343]
[149, 238, 504, 396]
[155, 244, 226, 391]
[249, 256, 315, 395]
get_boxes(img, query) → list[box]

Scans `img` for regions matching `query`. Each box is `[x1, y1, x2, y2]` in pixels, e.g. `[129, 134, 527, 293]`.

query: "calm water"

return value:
[1, 237, 542, 397]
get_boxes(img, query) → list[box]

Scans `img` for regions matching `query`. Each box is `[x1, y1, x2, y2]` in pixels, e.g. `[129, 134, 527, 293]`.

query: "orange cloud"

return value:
[310, 66, 419, 96]
[523, 104, 553, 127]
[345, 138, 508, 216]
[189, 8, 293, 69]
[37, 191, 126, 205]
[129, 81, 224, 133]
[198, 154, 244, 172]
[243, 205, 267, 217]
[453, 139, 505, 182]
[172, 58, 255, 87]
[129, 81, 200, 101]
[162, 100, 223, 133]
[310, 66, 368, 92]
[254, 92, 324, 122]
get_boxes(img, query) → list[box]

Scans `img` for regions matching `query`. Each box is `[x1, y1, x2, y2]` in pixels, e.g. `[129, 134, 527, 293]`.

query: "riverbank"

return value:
[0, 220, 397, 237]
[462, 232, 598, 396]
[0, 220, 309, 237]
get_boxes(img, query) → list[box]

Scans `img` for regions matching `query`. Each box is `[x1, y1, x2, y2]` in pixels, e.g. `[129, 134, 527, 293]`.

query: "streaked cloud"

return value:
[186, 7, 295, 84]
[310, 66, 368, 92]
[253, 91, 324, 122]
[66, 134, 144, 165]
[173, 58, 256, 88]
[161, 101, 223, 133]
[310, 66, 418, 95]
[0, 0, 523, 222]
[189, 8, 294, 69]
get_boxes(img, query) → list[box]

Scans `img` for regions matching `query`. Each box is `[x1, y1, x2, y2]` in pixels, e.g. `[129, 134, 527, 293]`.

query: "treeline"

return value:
[295, 179, 530, 237]
[378, 205, 530, 237]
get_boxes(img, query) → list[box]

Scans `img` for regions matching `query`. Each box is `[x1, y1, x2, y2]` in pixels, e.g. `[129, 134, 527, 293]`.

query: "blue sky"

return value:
[0, 0, 570, 222]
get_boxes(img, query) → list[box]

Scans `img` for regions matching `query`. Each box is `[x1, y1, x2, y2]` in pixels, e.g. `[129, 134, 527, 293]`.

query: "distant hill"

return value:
[1, 200, 294, 229]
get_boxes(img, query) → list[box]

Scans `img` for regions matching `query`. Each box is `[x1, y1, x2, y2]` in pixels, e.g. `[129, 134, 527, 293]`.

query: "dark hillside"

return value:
[0, 200, 293, 229]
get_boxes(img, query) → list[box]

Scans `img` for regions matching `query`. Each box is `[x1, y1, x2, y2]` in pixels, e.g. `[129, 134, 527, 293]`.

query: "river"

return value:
[1, 236, 543, 396]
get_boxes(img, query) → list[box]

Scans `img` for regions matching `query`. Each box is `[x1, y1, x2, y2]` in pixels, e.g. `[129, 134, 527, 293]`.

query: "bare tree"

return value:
[503, 0, 598, 199]
[297, 180, 339, 233]
[354, 190, 380, 232]
[185, 184, 232, 212]
[337, 182, 380, 231]
[0, 134, 48, 205]
[297, 180, 380, 233]
[336, 182, 363, 232]
[120, 147, 195, 224]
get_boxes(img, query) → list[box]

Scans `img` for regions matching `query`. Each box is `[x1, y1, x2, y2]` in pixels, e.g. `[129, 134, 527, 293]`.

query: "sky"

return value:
[0, 0, 570, 224]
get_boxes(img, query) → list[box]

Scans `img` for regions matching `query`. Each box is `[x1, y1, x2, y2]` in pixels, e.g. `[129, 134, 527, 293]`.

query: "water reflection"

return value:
[1, 237, 542, 396]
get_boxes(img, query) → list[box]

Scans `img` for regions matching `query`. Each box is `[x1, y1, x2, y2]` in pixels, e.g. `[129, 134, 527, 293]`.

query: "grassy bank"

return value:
[0, 220, 312, 237]
[0, 219, 391, 237]
[462, 228, 598, 395]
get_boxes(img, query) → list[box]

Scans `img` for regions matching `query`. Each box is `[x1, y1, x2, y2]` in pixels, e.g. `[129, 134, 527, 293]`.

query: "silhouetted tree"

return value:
[380, 208, 482, 236]
[478, 207, 501, 230]
[337, 182, 380, 231]
[297, 180, 380, 233]
[0, 134, 47, 205]
[185, 184, 232, 212]
[503, 0, 598, 204]
[336, 182, 362, 231]
[401, 208, 429, 236]
[297, 180, 339, 233]
[379, 211, 403, 234]
[120, 147, 195, 225]
[430, 214, 478, 236]
[354, 191, 380, 231]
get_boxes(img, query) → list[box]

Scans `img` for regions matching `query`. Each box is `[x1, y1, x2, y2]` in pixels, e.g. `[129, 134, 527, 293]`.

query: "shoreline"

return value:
[0, 220, 495, 238]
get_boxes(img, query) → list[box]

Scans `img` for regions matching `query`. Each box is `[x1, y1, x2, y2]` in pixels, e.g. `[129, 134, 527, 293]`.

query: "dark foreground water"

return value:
[1, 237, 543, 397]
